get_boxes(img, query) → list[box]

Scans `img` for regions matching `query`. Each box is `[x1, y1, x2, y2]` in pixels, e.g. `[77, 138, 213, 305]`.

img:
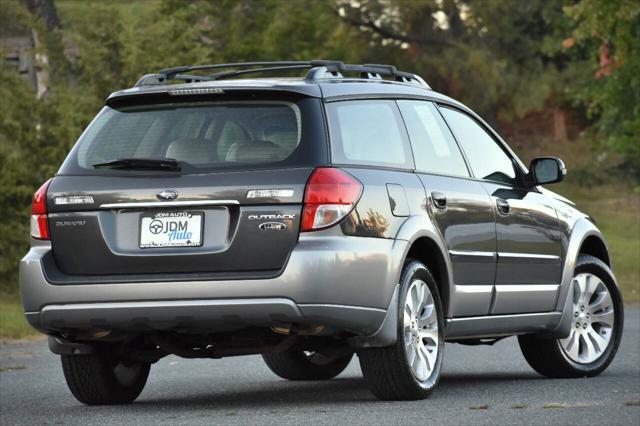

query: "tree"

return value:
[563, 0, 640, 171]
[334, 0, 575, 123]
[0, 0, 366, 290]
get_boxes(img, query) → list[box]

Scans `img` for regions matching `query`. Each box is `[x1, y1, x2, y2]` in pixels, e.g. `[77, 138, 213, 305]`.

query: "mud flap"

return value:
[348, 285, 399, 348]
[48, 336, 96, 355]
[547, 279, 575, 338]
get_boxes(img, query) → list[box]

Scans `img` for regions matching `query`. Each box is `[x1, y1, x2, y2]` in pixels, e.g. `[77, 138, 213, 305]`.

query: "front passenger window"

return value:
[439, 107, 519, 185]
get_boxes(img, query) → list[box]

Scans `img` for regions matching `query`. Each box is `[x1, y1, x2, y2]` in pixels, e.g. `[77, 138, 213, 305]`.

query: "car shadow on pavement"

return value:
[134, 377, 375, 408]
[440, 371, 544, 383]
[106, 372, 546, 410]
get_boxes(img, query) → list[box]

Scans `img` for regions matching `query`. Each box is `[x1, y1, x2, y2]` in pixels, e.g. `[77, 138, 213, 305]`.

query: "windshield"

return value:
[61, 97, 326, 175]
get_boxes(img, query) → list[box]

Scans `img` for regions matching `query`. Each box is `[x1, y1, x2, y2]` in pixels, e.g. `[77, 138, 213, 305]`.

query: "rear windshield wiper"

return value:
[93, 158, 181, 171]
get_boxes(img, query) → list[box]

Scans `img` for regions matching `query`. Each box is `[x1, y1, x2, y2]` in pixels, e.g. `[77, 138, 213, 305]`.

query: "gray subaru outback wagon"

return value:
[20, 61, 623, 404]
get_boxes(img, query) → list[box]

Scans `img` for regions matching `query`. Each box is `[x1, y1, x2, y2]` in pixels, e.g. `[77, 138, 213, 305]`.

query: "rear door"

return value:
[398, 100, 497, 317]
[439, 106, 564, 314]
[47, 94, 327, 278]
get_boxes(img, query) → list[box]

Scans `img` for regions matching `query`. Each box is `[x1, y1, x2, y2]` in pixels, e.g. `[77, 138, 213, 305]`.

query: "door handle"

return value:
[431, 191, 447, 209]
[496, 198, 510, 215]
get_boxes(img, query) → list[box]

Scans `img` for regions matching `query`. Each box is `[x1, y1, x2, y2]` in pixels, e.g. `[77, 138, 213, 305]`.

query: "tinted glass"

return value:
[398, 100, 469, 177]
[439, 107, 518, 185]
[64, 97, 327, 175]
[327, 100, 413, 168]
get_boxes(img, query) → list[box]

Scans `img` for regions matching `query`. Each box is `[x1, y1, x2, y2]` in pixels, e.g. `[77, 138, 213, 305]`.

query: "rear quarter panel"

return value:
[338, 167, 427, 240]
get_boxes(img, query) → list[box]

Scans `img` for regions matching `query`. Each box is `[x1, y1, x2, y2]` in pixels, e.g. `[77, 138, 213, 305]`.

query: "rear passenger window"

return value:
[398, 100, 469, 177]
[327, 100, 413, 169]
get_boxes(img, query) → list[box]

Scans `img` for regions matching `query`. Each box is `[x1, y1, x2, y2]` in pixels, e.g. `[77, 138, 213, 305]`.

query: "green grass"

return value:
[0, 292, 40, 340]
[554, 182, 640, 302]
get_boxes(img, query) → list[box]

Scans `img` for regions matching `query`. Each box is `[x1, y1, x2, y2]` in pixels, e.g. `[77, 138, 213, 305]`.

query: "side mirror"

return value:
[530, 157, 566, 185]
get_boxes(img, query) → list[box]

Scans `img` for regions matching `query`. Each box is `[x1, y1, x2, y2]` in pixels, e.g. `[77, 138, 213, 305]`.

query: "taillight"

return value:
[301, 168, 363, 232]
[30, 179, 52, 240]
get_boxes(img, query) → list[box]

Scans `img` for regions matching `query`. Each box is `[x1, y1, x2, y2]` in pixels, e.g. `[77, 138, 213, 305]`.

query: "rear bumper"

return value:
[20, 236, 407, 336]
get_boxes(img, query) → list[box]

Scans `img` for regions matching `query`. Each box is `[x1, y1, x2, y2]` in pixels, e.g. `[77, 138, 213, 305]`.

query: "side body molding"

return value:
[388, 211, 616, 340]
[446, 217, 616, 340]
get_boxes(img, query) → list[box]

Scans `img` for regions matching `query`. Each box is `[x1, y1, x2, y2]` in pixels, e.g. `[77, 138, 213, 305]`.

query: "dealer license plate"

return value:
[139, 211, 203, 248]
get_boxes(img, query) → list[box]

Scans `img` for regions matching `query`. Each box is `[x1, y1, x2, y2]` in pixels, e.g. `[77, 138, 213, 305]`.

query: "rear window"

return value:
[326, 100, 413, 169]
[61, 97, 327, 174]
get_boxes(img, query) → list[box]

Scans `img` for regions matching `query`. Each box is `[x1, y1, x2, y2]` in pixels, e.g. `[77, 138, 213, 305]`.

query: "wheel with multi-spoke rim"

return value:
[359, 260, 444, 400]
[519, 254, 623, 378]
[559, 272, 615, 363]
[403, 278, 440, 381]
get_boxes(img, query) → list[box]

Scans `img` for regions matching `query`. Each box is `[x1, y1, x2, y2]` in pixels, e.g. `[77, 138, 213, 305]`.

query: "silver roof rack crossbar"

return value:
[134, 60, 430, 89]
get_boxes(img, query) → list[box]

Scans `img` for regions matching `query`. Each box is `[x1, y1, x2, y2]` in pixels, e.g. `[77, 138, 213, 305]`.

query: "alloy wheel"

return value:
[403, 279, 439, 381]
[559, 273, 615, 364]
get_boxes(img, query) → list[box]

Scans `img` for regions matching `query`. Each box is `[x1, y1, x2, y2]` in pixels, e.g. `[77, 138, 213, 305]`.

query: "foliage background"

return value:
[1, 0, 638, 313]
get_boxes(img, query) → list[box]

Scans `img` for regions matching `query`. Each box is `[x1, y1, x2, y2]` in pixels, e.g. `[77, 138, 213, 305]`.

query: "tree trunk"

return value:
[25, 0, 62, 98]
[553, 108, 568, 143]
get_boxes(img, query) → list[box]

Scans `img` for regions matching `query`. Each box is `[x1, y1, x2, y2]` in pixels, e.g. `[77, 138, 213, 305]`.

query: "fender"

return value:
[555, 217, 616, 311]
[394, 214, 453, 317]
[351, 215, 452, 348]
[548, 217, 616, 337]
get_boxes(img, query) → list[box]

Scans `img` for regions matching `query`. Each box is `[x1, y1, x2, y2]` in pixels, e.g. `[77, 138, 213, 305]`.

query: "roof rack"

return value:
[133, 60, 430, 89]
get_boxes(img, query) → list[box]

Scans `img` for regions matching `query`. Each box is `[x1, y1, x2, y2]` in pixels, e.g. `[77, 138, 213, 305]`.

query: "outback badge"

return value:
[258, 222, 287, 231]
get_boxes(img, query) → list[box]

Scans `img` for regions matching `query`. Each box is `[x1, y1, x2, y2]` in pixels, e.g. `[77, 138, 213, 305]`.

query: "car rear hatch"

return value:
[45, 90, 327, 278]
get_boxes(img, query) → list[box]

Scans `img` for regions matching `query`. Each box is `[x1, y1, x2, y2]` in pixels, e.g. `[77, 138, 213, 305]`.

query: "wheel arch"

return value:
[555, 217, 616, 312]
[579, 234, 611, 267]
[349, 219, 452, 349]
[405, 237, 451, 318]
[394, 215, 452, 318]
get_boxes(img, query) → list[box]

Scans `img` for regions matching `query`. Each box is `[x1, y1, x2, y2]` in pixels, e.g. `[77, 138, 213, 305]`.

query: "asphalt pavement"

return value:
[1, 307, 639, 425]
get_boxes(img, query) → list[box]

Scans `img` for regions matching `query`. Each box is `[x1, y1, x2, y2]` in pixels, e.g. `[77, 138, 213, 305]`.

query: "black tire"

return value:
[358, 260, 445, 400]
[518, 254, 624, 378]
[61, 349, 150, 405]
[262, 349, 353, 380]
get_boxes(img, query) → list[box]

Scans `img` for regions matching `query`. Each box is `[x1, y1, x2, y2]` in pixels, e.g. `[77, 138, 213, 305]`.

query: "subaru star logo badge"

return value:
[156, 189, 178, 201]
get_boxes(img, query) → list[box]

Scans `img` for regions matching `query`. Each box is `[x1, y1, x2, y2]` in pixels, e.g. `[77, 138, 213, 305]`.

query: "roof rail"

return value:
[134, 60, 430, 89]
